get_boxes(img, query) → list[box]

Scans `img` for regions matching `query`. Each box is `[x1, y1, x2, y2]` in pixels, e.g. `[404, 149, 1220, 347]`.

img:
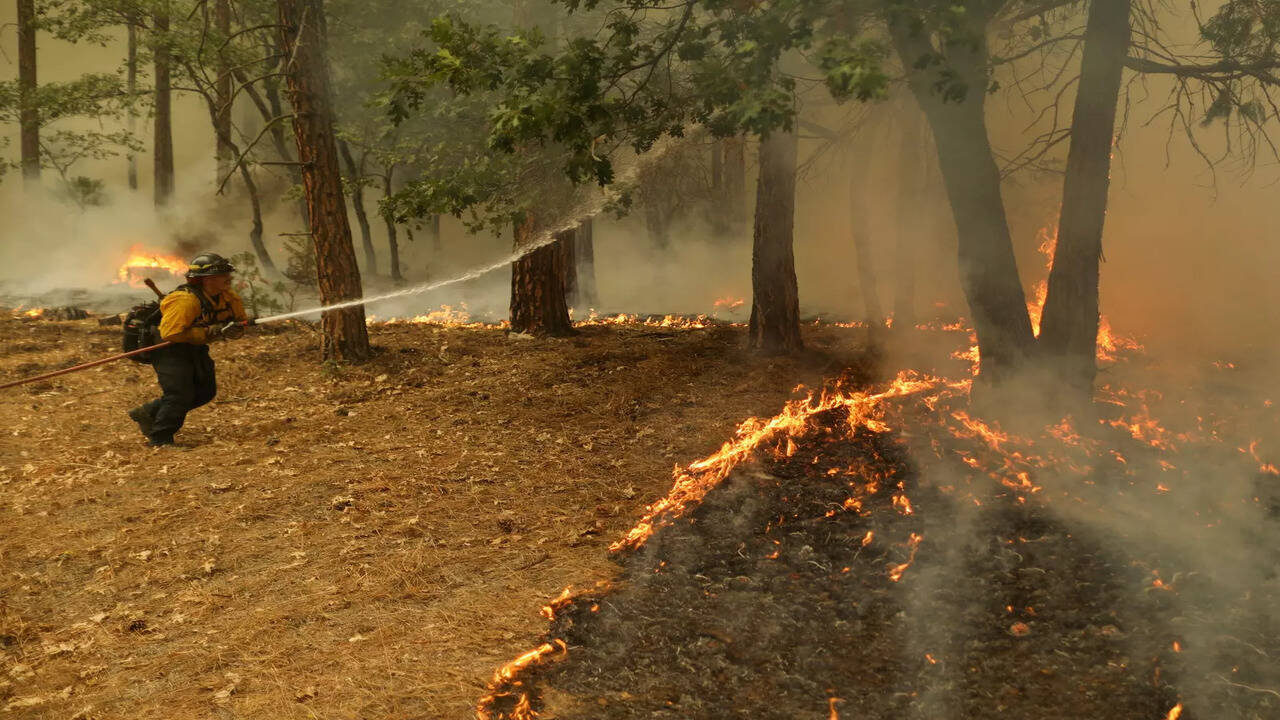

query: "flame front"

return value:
[473, 284, 1258, 717]
[116, 244, 188, 287]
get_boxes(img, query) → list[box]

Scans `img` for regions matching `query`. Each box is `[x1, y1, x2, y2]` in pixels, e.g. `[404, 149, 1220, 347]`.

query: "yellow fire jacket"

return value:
[158, 286, 248, 344]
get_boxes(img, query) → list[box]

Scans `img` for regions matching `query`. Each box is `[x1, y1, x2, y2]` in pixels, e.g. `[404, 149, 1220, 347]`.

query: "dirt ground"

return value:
[0, 312, 874, 719]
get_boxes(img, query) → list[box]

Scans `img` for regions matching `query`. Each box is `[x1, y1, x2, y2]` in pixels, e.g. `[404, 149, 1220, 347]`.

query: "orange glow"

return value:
[116, 244, 188, 287]
[1027, 222, 1057, 337]
[888, 533, 923, 582]
[475, 639, 569, 720]
[612, 371, 947, 552]
[578, 311, 715, 329]
[1025, 218, 1141, 360]
[713, 296, 745, 312]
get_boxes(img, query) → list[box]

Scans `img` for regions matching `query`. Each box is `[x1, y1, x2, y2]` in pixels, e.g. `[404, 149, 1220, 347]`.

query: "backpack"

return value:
[121, 285, 215, 364]
[122, 301, 163, 363]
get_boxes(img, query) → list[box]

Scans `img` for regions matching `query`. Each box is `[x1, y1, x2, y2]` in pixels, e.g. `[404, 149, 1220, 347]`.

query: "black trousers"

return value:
[138, 344, 216, 443]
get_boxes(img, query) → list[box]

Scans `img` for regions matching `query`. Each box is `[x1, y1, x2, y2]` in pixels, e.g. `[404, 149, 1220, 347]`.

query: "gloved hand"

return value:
[205, 322, 245, 342]
[221, 322, 246, 341]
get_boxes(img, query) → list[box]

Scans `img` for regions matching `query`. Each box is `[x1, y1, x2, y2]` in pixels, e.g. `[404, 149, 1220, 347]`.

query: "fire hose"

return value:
[0, 278, 254, 392]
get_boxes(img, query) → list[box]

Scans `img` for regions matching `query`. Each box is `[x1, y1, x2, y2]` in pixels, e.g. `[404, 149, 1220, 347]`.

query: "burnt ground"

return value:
[2, 311, 1276, 720]
[487, 428, 1177, 719]
[0, 312, 868, 719]
[482, 383, 1280, 719]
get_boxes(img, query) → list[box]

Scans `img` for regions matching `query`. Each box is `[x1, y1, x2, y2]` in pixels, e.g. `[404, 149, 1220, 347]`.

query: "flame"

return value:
[116, 244, 188, 287]
[713, 296, 745, 312]
[475, 639, 568, 720]
[611, 372, 949, 552]
[578, 312, 715, 329]
[1026, 219, 1142, 361]
[475, 294, 1272, 715]
[888, 532, 923, 582]
[1165, 703, 1183, 720]
[1028, 223, 1057, 337]
[371, 305, 488, 328]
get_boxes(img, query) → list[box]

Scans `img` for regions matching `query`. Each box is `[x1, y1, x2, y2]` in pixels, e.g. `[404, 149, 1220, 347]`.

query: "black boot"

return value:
[128, 406, 156, 439]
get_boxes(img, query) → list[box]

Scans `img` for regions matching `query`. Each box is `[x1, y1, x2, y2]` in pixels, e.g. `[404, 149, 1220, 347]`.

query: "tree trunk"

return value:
[430, 214, 442, 252]
[1038, 0, 1131, 394]
[278, 0, 369, 362]
[153, 2, 175, 207]
[890, 23, 1035, 379]
[644, 203, 671, 251]
[214, 0, 234, 185]
[265, 51, 311, 229]
[338, 138, 376, 275]
[17, 0, 39, 184]
[723, 135, 748, 231]
[238, 162, 278, 276]
[381, 169, 402, 281]
[710, 139, 728, 235]
[510, 216, 574, 336]
[185, 56, 281, 277]
[576, 218, 598, 308]
[892, 104, 927, 329]
[561, 227, 579, 309]
[748, 128, 803, 354]
[126, 21, 138, 190]
[849, 145, 882, 326]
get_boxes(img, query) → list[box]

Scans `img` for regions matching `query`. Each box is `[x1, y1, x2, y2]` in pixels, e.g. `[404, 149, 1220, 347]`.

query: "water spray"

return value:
[254, 218, 573, 324]
[253, 139, 668, 325]
[0, 138, 676, 391]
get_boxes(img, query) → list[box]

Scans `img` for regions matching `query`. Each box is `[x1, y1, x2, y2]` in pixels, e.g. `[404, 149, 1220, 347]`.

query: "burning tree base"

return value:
[479, 367, 1278, 720]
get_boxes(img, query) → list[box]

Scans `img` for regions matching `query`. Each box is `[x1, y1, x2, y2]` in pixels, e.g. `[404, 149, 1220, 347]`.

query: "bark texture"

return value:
[127, 21, 138, 190]
[278, 0, 369, 361]
[18, 0, 39, 183]
[575, 218, 598, 308]
[429, 214, 442, 252]
[561, 227, 579, 309]
[510, 217, 574, 336]
[262, 65, 312, 229]
[153, 3, 175, 207]
[723, 135, 748, 230]
[185, 54, 280, 276]
[748, 129, 803, 354]
[238, 161, 275, 276]
[214, 0, 234, 184]
[381, 169, 402, 281]
[891, 18, 1034, 379]
[338, 138, 376, 275]
[1038, 0, 1131, 394]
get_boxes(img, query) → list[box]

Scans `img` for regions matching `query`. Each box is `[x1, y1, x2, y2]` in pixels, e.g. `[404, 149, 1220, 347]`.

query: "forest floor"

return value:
[0, 311, 1275, 720]
[0, 311, 877, 719]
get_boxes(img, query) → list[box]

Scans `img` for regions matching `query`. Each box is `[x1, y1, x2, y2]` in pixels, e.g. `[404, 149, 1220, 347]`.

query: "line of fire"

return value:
[1, 1, 1277, 719]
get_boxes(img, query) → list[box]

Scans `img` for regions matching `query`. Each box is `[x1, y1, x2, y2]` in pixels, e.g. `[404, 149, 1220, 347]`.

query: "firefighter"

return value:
[127, 252, 248, 447]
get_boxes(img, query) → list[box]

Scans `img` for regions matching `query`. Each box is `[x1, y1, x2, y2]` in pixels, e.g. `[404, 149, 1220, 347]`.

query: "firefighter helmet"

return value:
[185, 252, 236, 278]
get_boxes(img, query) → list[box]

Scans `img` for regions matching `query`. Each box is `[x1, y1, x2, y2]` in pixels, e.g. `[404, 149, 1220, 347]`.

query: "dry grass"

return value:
[0, 314, 870, 719]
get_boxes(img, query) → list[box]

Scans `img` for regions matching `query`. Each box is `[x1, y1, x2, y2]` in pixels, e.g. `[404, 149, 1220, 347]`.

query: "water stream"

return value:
[255, 141, 672, 325]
